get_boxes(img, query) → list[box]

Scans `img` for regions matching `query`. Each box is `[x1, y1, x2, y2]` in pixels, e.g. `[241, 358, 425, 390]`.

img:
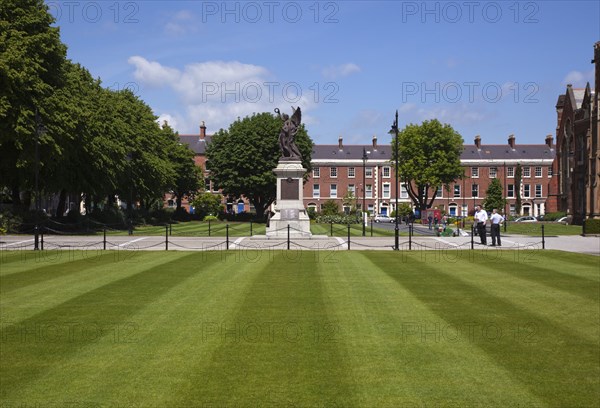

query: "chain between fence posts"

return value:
[471, 224, 474, 250]
[287, 224, 290, 250]
[103, 227, 106, 250]
[347, 224, 351, 250]
[226, 224, 229, 250]
[165, 225, 169, 251]
[542, 224, 545, 249]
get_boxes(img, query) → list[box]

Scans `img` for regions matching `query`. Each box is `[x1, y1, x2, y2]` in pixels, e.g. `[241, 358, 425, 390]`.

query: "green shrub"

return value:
[203, 215, 218, 221]
[543, 211, 567, 221]
[0, 211, 22, 234]
[584, 219, 600, 234]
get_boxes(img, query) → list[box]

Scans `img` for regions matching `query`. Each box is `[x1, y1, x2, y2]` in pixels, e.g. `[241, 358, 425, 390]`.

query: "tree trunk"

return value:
[56, 189, 67, 217]
[11, 185, 22, 212]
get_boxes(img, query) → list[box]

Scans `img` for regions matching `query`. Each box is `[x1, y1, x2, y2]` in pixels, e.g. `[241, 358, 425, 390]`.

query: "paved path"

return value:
[1, 234, 598, 255]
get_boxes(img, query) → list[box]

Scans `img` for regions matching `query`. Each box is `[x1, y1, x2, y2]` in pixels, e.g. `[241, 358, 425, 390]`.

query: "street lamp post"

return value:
[362, 147, 368, 236]
[33, 110, 45, 250]
[390, 110, 400, 251]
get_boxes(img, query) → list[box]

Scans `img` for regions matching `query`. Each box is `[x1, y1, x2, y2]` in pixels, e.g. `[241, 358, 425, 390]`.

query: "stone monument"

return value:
[266, 107, 312, 238]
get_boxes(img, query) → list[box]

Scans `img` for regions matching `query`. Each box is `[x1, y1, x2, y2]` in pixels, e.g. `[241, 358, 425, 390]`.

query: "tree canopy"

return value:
[482, 178, 507, 213]
[392, 119, 464, 211]
[206, 112, 313, 219]
[0, 1, 202, 219]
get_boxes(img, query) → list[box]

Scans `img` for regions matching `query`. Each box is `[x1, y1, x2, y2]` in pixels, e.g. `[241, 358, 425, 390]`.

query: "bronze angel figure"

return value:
[275, 106, 302, 160]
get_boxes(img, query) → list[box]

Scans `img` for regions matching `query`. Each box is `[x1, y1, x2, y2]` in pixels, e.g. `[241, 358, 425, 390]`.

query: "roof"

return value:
[178, 137, 555, 164]
[178, 134, 212, 154]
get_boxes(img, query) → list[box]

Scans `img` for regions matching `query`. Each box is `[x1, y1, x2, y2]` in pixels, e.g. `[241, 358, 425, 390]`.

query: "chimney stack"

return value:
[372, 135, 378, 149]
[338, 136, 343, 150]
[474, 135, 481, 149]
[199, 121, 206, 140]
[545, 134, 553, 149]
[508, 134, 515, 149]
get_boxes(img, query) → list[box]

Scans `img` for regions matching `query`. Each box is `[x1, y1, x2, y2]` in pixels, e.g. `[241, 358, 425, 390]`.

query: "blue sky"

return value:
[48, 0, 599, 145]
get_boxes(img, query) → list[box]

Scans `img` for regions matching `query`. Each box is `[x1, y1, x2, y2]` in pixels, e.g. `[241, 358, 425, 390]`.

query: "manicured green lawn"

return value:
[310, 222, 401, 237]
[505, 222, 583, 236]
[1, 250, 598, 407]
[106, 220, 266, 237]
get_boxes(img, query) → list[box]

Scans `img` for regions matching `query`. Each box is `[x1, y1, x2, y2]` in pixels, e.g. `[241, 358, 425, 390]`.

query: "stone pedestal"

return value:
[266, 160, 312, 238]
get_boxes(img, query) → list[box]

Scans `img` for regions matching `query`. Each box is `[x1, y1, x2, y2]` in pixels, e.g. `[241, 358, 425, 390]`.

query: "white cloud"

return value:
[128, 57, 319, 135]
[321, 63, 361, 79]
[562, 69, 594, 86]
[128, 56, 180, 87]
[164, 10, 196, 36]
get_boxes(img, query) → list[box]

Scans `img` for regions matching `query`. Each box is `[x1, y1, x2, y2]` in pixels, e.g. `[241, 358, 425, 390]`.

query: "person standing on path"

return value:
[474, 205, 488, 245]
[489, 209, 504, 246]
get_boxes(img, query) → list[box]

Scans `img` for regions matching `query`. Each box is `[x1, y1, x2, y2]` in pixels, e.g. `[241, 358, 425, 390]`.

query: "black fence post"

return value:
[250, 221, 253, 236]
[370, 219, 373, 237]
[34, 225, 39, 251]
[287, 224, 290, 250]
[208, 219, 211, 237]
[40, 226, 44, 251]
[226, 224, 229, 250]
[330, 221, 333, 237]
[169, 223, 172, 236]
[471, 224, 474, 250]
[347, 224, 351, 250]
[541, 224, 545, 249]
[103, 227, 106, 250]
[165, 224, 169, 251]
[409, 224, 412, 250]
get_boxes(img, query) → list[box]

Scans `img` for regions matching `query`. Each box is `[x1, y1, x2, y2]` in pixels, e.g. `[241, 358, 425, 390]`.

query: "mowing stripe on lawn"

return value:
[171, 251, 359, 407]
[323, 252, 543, 407]
[0, 253, 123, 294]
[7, 252, 265, 405]
[0, 252, 218, 401]
[365, 251, 600, 408]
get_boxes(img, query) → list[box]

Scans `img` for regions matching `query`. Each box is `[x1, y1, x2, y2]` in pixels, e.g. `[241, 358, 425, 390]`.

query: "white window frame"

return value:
[400, 184, 409, 199]
[313, 167, 320, 178]
[471, 184, 479, 198]
[348, 167, 355, 178]
[489, 167, 497, 178]
[471, 167, 479, 178]
[523, 166, 531, 178]
[365, 167, 373, 178]
[453, 184, 461, 198]
[330, 184, 337, 198]
[382, 166, 391, 178]
[313, 184, 320, 198]
[535, 184, 542, 198]
[507, 167, 514, 178]
[330, 167, 337, 178]
[348, 184, 355, 195]
[366, 184, 373, 198]
[382, 182, 390, 199]
[523, 184, 531, 198]
[507, 184, 514, 198]
[535, 166, 542, 178]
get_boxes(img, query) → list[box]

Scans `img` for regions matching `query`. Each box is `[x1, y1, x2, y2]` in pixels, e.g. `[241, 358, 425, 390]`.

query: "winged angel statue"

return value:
[275, 106, 302, 160]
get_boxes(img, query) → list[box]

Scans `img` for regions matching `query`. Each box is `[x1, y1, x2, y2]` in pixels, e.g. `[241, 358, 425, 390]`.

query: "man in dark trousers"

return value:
[474, 205, 488, 245]
[489, 209, 504, 246]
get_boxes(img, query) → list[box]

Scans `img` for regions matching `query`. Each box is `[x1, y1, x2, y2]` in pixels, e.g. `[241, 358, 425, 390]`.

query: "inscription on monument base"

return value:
[280, 177, 299, 200]
[280, 209, 299, 220]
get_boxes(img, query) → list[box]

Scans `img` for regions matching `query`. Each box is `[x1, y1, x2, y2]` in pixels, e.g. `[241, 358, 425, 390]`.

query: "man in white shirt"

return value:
[489, 208, 505, 246]
[474, 205, 488, 245]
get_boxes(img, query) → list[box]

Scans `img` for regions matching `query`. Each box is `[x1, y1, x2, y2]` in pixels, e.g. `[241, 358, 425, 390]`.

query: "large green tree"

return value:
[392, 119, 464, 212]
[0, 0, 67, 210]
[482, 178, 507, 212]
[206, 112, 313, 219]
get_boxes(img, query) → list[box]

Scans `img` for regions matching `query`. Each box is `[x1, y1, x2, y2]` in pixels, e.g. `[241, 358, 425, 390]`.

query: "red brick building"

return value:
[171, 126, 556, 219]
[549, 41, 600, 223]
[304, 134, 555, 218]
